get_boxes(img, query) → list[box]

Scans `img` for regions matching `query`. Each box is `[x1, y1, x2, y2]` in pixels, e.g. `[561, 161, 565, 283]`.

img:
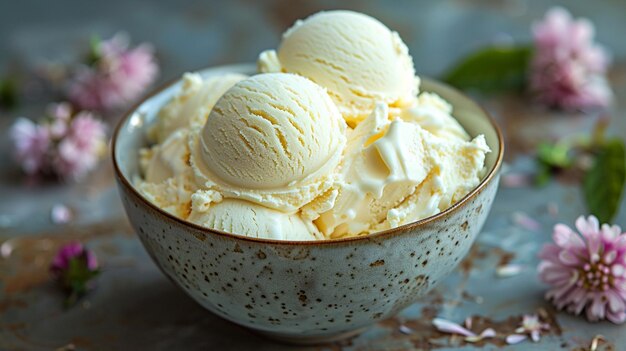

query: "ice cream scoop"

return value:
[151, 72, 247, 143]
[313, 100, 490, 238]
[313, 104, 431, 237]
[188, 197, 318, 241]
[258, 10, 418, 126]
[190, 73, 346, 211]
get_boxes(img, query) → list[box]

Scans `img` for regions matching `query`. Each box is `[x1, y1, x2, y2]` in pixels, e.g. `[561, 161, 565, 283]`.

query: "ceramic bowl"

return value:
[112, 64, 503, 344]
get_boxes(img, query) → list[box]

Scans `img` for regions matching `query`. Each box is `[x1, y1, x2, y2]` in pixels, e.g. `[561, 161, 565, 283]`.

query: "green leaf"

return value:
[534, 162, 553, 187]
[583, 139, 626, 223]
[62, 255, 99, 307]
[536, 142, 573, 168]
[86, 34, 102, 66]
[443, 46, 533, 93]
[0, 78, 17, 110]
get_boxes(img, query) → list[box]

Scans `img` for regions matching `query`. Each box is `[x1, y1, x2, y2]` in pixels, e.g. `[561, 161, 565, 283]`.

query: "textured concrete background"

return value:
[1, 1, 626, 350]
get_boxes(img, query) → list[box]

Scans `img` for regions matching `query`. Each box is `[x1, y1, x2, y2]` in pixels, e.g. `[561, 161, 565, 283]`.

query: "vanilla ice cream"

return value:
[141, 129, 190, 183]
[313, 100, 490, 238]
[150, 72, 247, 143]
[137, 167, 197, 219]
[137, 10, 491, 241]
[258, 10, 418, 126]
[190, 72, 346, 212]
[188, 196, 318, 241]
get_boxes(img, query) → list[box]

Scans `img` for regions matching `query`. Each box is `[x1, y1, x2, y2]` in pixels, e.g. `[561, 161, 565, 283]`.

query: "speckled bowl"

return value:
[112, 64, 504, 344]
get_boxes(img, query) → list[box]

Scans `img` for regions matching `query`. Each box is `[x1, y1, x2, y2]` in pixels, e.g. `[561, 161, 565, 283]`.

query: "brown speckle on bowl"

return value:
[369, 259, 385, 267]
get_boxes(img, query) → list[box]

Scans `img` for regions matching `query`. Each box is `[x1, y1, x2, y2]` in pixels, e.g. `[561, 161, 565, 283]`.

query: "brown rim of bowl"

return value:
[111, 69, 505, 246]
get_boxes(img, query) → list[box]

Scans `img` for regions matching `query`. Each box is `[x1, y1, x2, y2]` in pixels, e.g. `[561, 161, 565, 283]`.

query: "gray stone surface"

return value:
[1, 1, 626, 350]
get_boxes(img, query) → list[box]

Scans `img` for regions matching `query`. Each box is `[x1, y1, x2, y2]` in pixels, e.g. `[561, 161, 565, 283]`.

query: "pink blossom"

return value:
[10, 117, 51, 175]
[50, 242, 99, 307]
[50, 242, 98, 275]
[47, 102, 72, 138]
[54, 111, 107, 180]
[530, 7, 612, 111]
[68, 33, 158, 111]
[538, 215, 626, 323]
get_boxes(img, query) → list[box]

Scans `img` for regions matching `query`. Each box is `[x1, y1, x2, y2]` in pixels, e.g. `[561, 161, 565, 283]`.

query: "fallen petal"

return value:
[398, 324, 414, 335]
[496, 264, 525, 278]
[531, 330, 541, 342]
[464, 329, 496, 343]
[51, 204, 72, 224]
[480, 328, 496, 338]
[502, 173, 532, 188]
[506, 334, 528, 344]
[0, 239, 16, 259]
[432, 318, 476, 337]
[512, 212, 542, 232]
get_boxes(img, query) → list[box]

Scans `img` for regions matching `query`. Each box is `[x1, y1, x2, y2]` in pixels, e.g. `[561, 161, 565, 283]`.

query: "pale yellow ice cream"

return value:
[399, 92, 470, 142]
[258, 10, 418, 126]
[189, 72, 347, 212]
[141, 129, 190, 183]
[312, 100, 490, 238]
[188, 196, 318, 241]
[137, 10, 491, 241]
[136, 167, 197, 219]
[150, 72, 247, 143]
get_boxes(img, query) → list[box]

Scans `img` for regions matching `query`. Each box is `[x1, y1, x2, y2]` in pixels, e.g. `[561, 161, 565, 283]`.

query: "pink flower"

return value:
[10, 117, 51, 175]
[530, 7, 612, 111]
[47, 102, 72, 138]
[50, 242, 98, 275]
[505, 314, 551, 344]
[68, 33, 158, 111]
[50, 242, 99, 307]
[54, 111, 107, 180]
[538, 215, 626, 323]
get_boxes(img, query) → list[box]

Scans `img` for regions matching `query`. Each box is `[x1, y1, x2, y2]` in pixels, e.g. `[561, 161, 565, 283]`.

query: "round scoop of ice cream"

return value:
[258, 10, 418, 125]
[191, 73, 346, 211]
[151, 72, 247, 143]
[188, 198, 318, 241]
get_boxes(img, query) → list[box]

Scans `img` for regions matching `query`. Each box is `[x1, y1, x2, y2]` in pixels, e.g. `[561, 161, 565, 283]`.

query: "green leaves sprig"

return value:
[443, 46, 533, 93]
[534, 120, 626, 223]
[583, 139, 626, 223]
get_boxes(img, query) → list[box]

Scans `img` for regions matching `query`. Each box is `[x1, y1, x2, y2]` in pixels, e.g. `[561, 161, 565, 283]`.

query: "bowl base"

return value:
[257, 326, 368, 345]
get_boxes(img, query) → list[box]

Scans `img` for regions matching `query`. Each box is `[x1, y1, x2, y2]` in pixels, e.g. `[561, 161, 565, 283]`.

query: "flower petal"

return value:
[432, 318, 476, 337]
[553, 224, 585, 249]
[606, 290, 625, 313]
[559, 250, 582, 266]
[538, 244, 563, 264]
[576, 215, 600, 238]
[607, 310, 626, 324]
[479, 328, 496, 338]
[531, 330, 541, 342]
[587, 294, 606, 321]
[601, 224, 621, 240]
[506, 334, 528, 344]
[512, 212, 542, 231]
